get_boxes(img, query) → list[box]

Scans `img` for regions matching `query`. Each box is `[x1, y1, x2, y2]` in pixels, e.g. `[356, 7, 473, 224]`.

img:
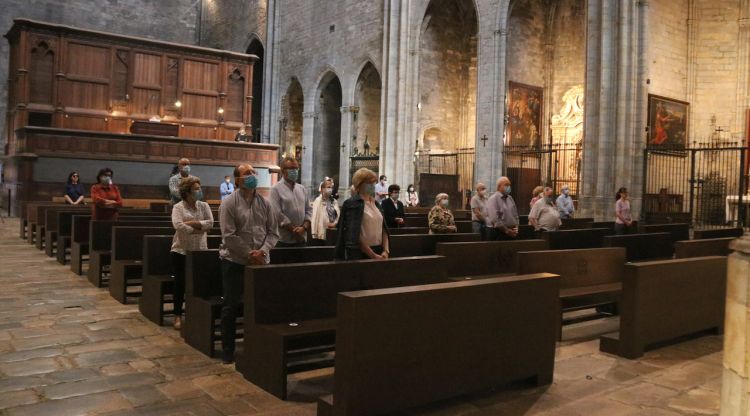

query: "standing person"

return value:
[406, 184, 419, 207]
[615, 187, 633, 235]
[220, 175, 235, 200]
[270, 157, 311, 247]
[470, 182, 488, 238]
[90, 168, 123, 220]
[170, 177, 213, 330]
[529, 187, 562, 233]
[64, 171, 85, 205]
[169, 158, 193, 206]
[428, 193, 457, 234]
[556, 185, 575, 219]
[381, 184, 405, 228]
[335, 168, 390, 260]
[486, 177, 519, 240]
[374, 175, 389, 203]
[218, 164, 279, 364]
[311, 177, 340, 245]
[529, 185, 544, 209]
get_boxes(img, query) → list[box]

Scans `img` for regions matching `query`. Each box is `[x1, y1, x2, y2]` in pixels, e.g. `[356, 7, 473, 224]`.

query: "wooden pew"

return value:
[404, 216, 427, 228]
[517, 247, 626, 339]
[559, 218, 594, 230]
[693, 227, 743, 239]
[675, 238, 735, 258]
[139, 235, 222, 325]
[56, 210, 90, 264]
[638, 223, 690, 245]
[317, 273, 560, 416]
[109, 225, 220, 303]
[599, 256, 726, 358]
[388, 227, 428, 235]
[183, 246, 350, 357]
[45, 207, 88, 257]
[390, 233, 481, 257]
[602, 232, 674, 262]
[455, 220, 474, 233]
[542, 228, 609, 250]
[87, 219, 173, 287]
[238, 256, 450, 399]
[26, 203, 61, 245]
[435, 239, 548, 277]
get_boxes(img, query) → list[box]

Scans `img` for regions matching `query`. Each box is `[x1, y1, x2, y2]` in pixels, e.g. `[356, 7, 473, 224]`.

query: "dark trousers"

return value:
[486, 228, 517, 241]
[170, 252, 186, 316]
[614, 223, 631, 235]
[276, 240, 306, 248]
[220, 259, 245, 357]
[472, 221, 487, 240]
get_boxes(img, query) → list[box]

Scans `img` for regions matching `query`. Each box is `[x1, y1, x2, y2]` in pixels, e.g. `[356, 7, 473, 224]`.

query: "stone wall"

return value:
[354, 64, 382, 155]
[0, 0, 200, 157]
[200, 0, 268, 51]
[551, 0, 586, 119]
[506, 0, 546, 89]
[648, 0, 689, 101]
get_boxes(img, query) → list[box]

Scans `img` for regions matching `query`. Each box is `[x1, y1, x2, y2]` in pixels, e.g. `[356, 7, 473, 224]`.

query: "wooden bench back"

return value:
[90, 220, 173, 251]
[559, 218, 594, 230]
[455, 220, 473, 233]
[602, 232, 674, 261]
[435, 239, 548, 277]
[143, 235, 222, 277]
[517, 247, 626, 289]
[619, 257, 726, 355]
[71, 215, 92, 244]
[58, 210, 90, 237]
[404, 216, 427, 228]
[46, 207, 87, 232]
[542, 228, 609, 250]
[693, 228, 743, 239]
[186, 249, 221, 298]
[638, 223, 690, 244]
[388, 227, 429, 235]
[111, 227, 175, 261]
[246, 256, 449, 325]
[390, 233, 481, 257]
[269, 246, 335, 264]
[329, 273, 560, 416]
[674, 238, 734, 258]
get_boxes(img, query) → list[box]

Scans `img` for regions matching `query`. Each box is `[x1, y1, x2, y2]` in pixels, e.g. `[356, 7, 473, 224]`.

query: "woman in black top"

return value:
[64, 171, 85, 205]
[335, 168, 390, 260]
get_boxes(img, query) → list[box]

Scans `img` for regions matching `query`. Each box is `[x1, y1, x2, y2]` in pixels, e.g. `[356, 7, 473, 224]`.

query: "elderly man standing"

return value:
[270, 157, 312, 247]
[470, 182, 489, 239]
[219, 163, 279, 364]
[529, 187, 562, 233]
[169, 158, 193, 206]
[486, 177, 519, 240]
[556, 185, 575, 219]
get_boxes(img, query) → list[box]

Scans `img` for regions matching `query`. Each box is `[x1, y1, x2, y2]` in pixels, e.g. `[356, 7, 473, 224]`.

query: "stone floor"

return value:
[0, 217, 723, 416]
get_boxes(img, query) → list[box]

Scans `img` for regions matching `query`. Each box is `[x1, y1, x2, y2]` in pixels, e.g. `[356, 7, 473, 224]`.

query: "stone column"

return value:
[721, 235, 750, 415]
[338, 106, 358, 195]
[381, 0, 401, 182]
[735, 0, 750, 136]
[301, 110, 317, 192]
[261, 0, 277, 143]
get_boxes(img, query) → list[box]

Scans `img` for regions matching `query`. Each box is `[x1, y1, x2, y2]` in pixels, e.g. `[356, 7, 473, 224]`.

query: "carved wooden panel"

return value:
[226, 68, 245, 122]
[183, 59, 219, 91]
[183, 95, 218, 120]
[180, 125, 214, 140]
[29, 41, 54, 104]
[131, 89, 161, 117]
[113, 49, 130, 103]
[67, 42, 110, 79]
[133, 52, 162, 87]
[64, 114, 107, 131]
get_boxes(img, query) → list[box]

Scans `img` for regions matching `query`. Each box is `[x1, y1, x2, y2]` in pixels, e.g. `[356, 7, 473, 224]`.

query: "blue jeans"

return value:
[472, 221, 487, 240]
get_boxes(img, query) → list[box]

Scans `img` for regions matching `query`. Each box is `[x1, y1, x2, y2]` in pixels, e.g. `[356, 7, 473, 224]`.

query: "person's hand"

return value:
[447, 225, 457, 232]
[395, 217, 404, 224]
[292, 226, 306, 236]
[327, 222, 337, 229]
[186, 220, 202, 229]
[380, 251, 389, 260]
[248, 250, 266, 265]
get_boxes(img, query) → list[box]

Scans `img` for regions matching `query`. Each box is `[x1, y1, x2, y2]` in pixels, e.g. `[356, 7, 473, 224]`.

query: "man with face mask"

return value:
[218, 163, 280, 364]
[381, 184, 405, 228]
[529, 186, 562, 233]
[374, 175, 389, 203]
[556, 185, 575, 219]
[470, 183, 489, 239]
[270, 157, 312, 247]
[486, 177, 519, 240]
[169, 158, 193, 206]
[220, 175, 235, 201]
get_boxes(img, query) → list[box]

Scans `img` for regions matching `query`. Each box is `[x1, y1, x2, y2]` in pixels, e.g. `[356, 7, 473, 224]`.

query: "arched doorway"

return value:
[313, 74, 342, 187]
[246, 38, 264, 141]
[280, 78, 303, 160]
[353, 62, 382, 157]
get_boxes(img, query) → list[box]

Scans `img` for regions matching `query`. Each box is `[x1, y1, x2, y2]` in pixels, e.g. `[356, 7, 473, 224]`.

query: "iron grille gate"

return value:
[416, 148, 476, 206]
[501, 144, 583, 215]
[643, 145, 748, 230]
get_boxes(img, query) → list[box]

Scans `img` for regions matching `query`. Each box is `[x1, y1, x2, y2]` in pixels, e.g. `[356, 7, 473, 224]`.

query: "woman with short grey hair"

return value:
[428, 193, 457, 234]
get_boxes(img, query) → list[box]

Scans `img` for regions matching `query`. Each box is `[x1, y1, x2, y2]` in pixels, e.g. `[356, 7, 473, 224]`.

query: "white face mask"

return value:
[440, 199, 449, 208]
[324, 187, 333, 195]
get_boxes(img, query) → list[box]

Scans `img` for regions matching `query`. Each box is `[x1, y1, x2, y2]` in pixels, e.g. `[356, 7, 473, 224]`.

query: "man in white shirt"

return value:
[168, 158, 192, 206]
[270, 157, 312, 247]
[374, 175, 389, 203]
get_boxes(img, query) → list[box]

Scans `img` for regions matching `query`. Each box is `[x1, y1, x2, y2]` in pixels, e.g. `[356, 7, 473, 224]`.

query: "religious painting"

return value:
[648, 95, 689, 151]
[507, 81, 543, 148]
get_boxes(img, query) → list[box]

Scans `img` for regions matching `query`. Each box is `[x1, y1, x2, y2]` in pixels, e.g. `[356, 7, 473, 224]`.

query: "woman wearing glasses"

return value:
[64, 171, 86, 205]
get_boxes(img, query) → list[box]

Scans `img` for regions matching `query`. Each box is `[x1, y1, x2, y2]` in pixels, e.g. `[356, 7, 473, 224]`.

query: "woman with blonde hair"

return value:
[529, 185, 544, 208]
[428, 193, 457, 234]
[311, 177, 340, 245]
[335, 168, 390, 260]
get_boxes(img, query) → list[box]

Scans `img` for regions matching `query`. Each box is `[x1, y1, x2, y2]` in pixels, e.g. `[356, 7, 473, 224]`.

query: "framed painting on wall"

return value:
[647, 94, 689, 151]
[507, 81, 543, 148]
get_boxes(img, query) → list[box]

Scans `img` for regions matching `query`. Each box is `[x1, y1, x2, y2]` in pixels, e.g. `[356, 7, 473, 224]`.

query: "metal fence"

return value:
[416, 148, 475, 202]
[643, 143, 748, 229]
[501, 144, 583, 215]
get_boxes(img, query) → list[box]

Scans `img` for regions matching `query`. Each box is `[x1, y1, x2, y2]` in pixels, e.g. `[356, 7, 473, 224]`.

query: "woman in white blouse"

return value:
[311, 177, 340, 245]
[171, 177, 214, 329]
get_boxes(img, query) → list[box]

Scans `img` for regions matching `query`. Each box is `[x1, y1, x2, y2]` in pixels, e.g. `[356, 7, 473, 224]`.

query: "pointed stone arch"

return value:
[246, 37, 264, 141]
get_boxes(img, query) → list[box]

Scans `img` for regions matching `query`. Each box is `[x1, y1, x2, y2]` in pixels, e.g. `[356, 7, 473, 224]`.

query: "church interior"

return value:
[0, 0, 749, 415]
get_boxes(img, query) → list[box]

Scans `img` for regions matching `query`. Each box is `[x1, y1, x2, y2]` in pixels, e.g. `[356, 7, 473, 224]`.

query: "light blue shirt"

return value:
[220, 181, 235, 200]
[556, 194, 575, 217]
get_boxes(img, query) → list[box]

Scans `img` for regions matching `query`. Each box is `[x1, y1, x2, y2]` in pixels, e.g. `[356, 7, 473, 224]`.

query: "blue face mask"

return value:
[181, 165, 191, 175]
[192, 190, 203, 201]
[243, 175, 258, 189]
[362, 183, 376, 197]
[286, 169, 299, 182]
[503, 185, 512, 195]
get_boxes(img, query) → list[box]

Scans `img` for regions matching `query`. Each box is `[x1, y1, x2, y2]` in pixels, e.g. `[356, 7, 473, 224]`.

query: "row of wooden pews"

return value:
[18, 203, 742, 415]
